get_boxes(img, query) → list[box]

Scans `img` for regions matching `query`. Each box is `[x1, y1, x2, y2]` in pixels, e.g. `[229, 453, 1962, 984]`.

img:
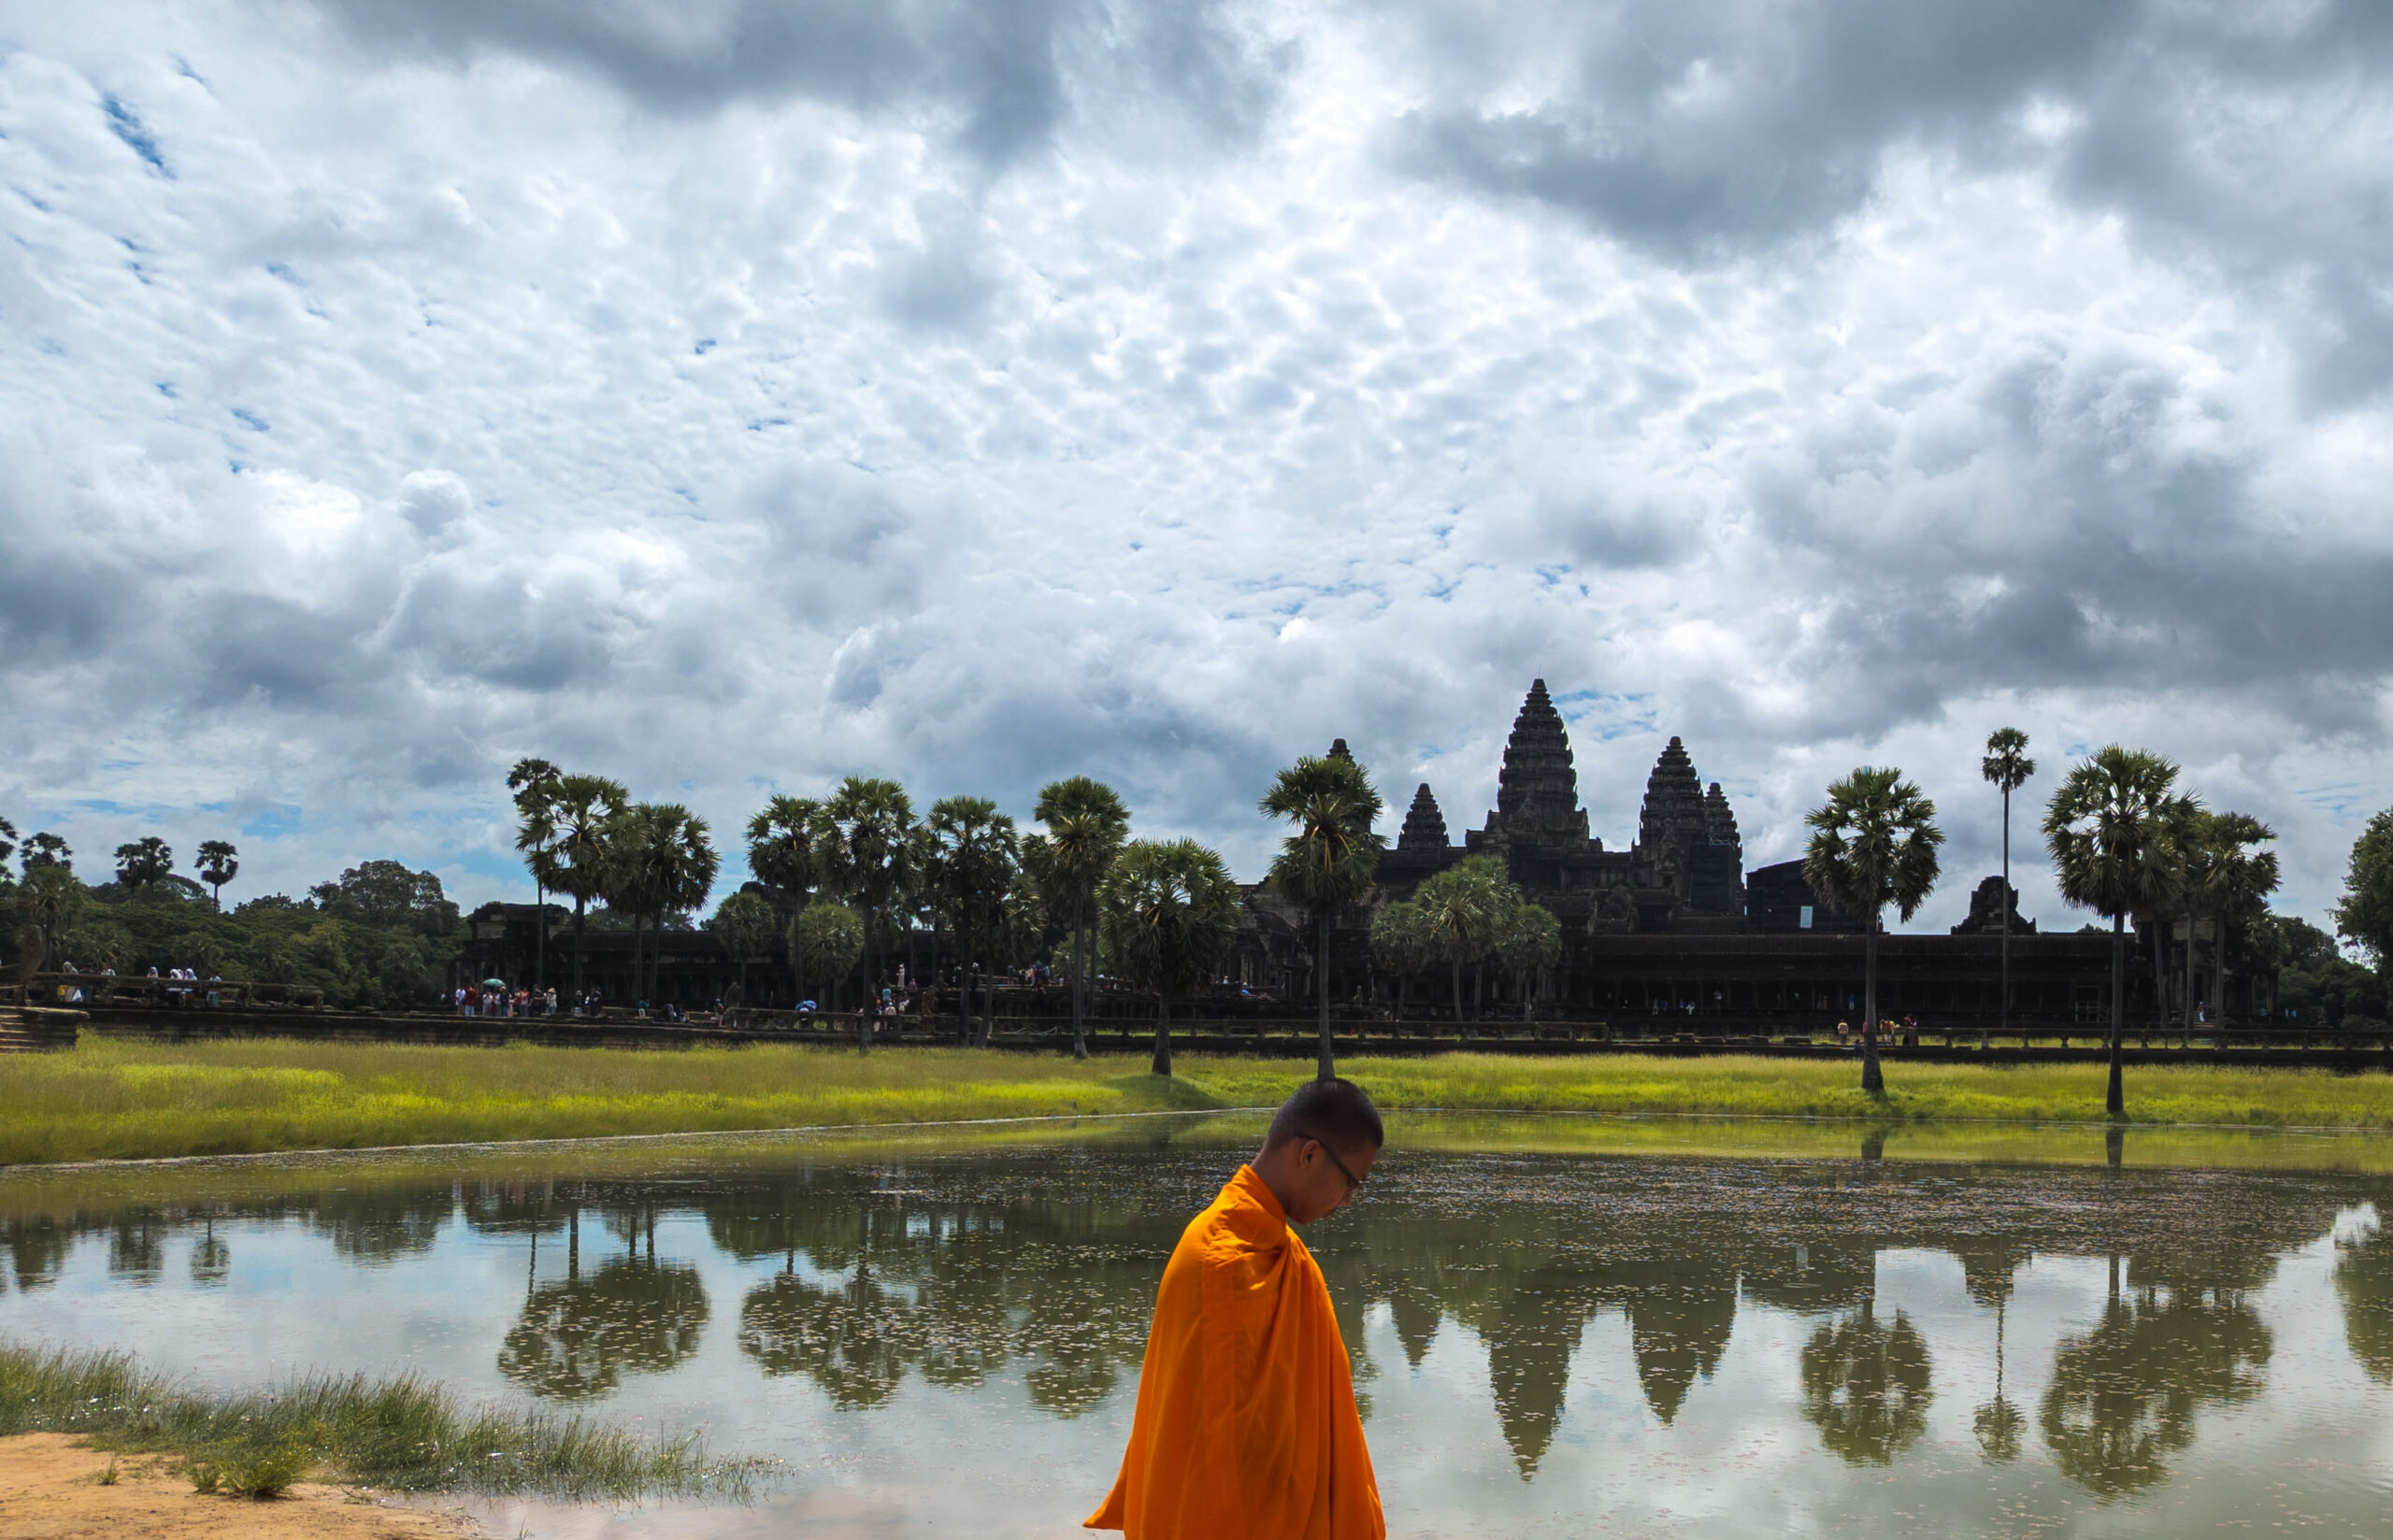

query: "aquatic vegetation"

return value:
[0, 1340, 759, 1499]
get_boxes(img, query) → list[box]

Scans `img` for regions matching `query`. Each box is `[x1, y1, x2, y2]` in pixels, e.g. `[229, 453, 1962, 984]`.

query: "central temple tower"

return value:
[1490, 678, 1593, 849]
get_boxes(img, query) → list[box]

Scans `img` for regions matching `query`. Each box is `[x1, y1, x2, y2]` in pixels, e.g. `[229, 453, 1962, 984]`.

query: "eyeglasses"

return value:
[1297, 1134, 1367, 1194]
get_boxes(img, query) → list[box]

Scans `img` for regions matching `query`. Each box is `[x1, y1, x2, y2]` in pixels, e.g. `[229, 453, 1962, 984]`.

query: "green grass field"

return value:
[7, 1037, 2393, 1165]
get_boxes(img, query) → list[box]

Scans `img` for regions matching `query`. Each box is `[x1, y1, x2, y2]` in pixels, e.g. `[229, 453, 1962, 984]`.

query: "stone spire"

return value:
[1493, 679, 1590, 848]
[1327, 738, 1354, 763]
[1398, 783, 1449, 851]
[1703, 782, 1740, 850]
[1638, 736, 1708, 866]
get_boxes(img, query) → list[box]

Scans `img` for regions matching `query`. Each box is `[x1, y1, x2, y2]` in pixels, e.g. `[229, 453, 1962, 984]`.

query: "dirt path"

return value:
[0, 1434, 482, 1539]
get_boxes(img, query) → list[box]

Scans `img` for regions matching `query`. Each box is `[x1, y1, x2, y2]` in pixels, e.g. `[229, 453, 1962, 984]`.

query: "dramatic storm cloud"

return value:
[3, 0, 2389, 931]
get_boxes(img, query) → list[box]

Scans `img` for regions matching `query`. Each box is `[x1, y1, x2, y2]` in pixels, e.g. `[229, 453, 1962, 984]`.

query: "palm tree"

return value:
[924, 795, 1022, 1046]
[1261, 752, 1387, 1078]
[1368, 899, 1432, 1022]
[2044, 747, 2182, 1117]
[1804, 767, 1944, 1096]
[534, 774, 628, 1004]
[746, 793, 824, 1002]
[21, 832, 72, 873]
[18, 865, 85, 973]
[194, 840, 239, 910]
[617, 805, 717, 1006]
[791, 901, 866, 1019]
[1097, 839, 1241, 1077]
[0, 816, 17, 877]
[1022, 777, 1130, 1061]
[2188, 812, 2279, 1034]
[1414, 856, 1513, 1028]
[711, 891, 779, 1007]
[509, 758, 564, 991]
[113, 836, 174, 891]
[1496, 901, 1562, 1026]
[813, 778, 920, 1011]
[1980, 729, 2035, 1044]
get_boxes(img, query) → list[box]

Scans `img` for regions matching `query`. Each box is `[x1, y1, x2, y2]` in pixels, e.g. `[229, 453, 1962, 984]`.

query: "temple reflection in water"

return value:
[5, 1134, 2385, 1512]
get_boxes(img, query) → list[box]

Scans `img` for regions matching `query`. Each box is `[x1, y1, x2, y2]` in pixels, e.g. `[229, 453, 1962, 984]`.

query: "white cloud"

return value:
[1, 0, 2388, 932]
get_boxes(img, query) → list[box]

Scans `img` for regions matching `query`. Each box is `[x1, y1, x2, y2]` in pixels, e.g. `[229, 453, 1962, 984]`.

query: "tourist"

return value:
[454, 985, 469, 1018]
[544, 987, 558, 1016]
[1087, 1077, 1385, 1537]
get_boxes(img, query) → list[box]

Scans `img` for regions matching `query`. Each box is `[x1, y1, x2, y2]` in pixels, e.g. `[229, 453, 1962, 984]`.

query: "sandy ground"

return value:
[0, 1434, 483, 1540]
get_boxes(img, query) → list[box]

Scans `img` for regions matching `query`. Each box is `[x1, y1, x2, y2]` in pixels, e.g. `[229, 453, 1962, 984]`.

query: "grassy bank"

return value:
[0, 1340, 755, 1500]
[7, 1038, 2393, 1164]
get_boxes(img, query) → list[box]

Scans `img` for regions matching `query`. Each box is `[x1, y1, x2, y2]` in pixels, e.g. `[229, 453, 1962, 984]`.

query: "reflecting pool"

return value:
[7, 1116, 2393, 1536]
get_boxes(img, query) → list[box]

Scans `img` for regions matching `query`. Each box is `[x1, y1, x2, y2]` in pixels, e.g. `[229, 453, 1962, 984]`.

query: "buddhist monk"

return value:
[1087, 1077, 1386, 1540]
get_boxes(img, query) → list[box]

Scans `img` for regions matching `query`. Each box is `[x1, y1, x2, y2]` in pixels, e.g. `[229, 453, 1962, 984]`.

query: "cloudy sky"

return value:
[4, 1, 2390, 933]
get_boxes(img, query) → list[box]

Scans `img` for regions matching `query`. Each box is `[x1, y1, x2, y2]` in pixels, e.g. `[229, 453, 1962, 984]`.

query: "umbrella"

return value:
[482, 978, 508, 989]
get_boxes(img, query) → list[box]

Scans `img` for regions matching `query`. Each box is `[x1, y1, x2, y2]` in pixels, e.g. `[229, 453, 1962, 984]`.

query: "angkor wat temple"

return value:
[1231, 679, 2274, 1033]
[463, 677, 2275, 1033]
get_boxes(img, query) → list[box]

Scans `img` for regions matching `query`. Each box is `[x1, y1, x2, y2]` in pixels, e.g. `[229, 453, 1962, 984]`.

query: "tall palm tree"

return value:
[814, 777, 919, 1011]
[2043, 747, 2182, 1118]
[1022, 777, 1129, 1061]
[746, 793, 824, 1002]
[113, 836, 174, 891]
[1098, 839, 1241, 1077]
[617, 805, 718, 1006]
[0, 815, 17, 877]
[1414, 856, 1513, 1027]
[1261, 752, 1386, 1078]
[924, 795, 1021, 1046]
[194, 839, 239, 910]
[1496, 901, 1561, 1026]
[1368, 899, 1432, 1022]
[1804, 767, 1944, 1096]
[2189, 812, 2279, 1033]
[791, 902, 867, 1020]
[509, 758, 564, 991]
[534, 774, 628, 1004]
[1980, 729, 2035, 1045]
[710, 891, 779, 1006]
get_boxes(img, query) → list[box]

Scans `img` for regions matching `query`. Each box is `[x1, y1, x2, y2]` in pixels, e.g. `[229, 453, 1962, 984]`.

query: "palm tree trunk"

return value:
[957, 930, 974, 1046]
[1861, 914, 1884, 1095]
[1151, 989, 1172, 1077]
[1999, 787, 2012, 1045]
[573, 896, 588, 1005]
[1071, 914, 1090, 1061]
[1451, 959, 1464, 1027]
[2107, 912, 2126, 1117]
[630, 913, 646, 1010]
[1316, 908, 1335, 1081]
[2184, 910, 2199, 1047]
[534, 873, 547, 992]
[2212, 922, 2228, 1035]
[1396, 973, 1408, 1023]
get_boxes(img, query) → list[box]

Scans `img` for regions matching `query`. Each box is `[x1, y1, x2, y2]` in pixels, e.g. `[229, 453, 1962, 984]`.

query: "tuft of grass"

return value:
[7, 1040, 2393, 1166]
[0, 1341, 760, 1501]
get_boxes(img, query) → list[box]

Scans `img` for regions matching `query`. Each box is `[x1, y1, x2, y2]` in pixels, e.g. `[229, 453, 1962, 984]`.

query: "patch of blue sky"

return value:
[36, 336, 64, 356]
[240, 807, 301, 840]
[14, 187, 51, 212]
[746, 417, 790, 432]
[451, 847, 525, 885]
[2298, 782, 2377, 822]
[101, 94, 170, 176]
[156, 381, 176, 397]
[694, 337, 716, 354]
[265, 261, 298, 283]
[1553, 689, 1658, 743]
[231, 406, 268, 432]
[99, 759, 144, 772]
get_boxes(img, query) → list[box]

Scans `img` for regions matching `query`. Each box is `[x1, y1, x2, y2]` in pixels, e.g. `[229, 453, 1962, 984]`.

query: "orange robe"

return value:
[1087, 1164, 1385, 1540]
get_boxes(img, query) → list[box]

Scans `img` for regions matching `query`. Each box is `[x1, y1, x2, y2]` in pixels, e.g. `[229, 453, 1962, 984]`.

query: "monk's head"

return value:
[1252, 1077, 1383, 1223]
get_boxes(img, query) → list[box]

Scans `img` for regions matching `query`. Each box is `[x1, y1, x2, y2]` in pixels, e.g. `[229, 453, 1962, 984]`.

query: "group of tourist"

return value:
[50, 962, 221, 1007]
[455, 983, 562, 1018]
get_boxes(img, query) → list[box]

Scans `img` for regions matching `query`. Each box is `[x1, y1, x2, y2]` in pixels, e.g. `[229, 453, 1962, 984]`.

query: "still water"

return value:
[7, 1116, 2393, 1536]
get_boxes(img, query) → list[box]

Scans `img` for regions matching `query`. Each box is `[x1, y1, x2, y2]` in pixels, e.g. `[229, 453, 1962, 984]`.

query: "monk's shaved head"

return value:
[1263, 1077, 1383, 1158]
